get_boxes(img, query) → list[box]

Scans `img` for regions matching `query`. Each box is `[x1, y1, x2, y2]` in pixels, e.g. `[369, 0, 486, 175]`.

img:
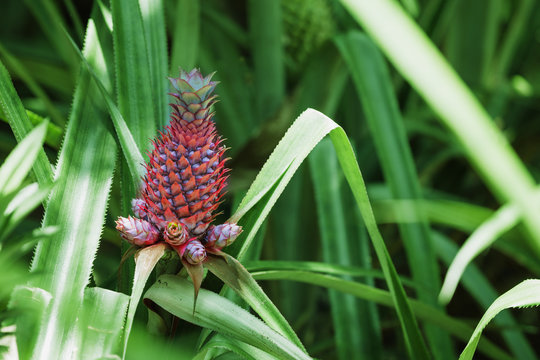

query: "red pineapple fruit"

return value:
[116, 69, 242, 267]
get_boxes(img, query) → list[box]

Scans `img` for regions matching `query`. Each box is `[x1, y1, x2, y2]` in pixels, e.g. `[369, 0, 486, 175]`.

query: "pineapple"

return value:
[116, 69, 241, 266]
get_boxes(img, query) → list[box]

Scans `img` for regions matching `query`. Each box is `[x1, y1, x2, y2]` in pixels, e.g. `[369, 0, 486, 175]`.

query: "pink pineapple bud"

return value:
[131, 198, 147, 218]
[163, 221, 188, 246]
[205, 223, 242, 250]
[184, 240, 207, 264]
[115, 216, 160, 246]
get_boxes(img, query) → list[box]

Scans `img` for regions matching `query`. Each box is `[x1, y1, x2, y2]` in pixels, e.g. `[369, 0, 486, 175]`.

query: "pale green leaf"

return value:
[144, 275, 311, 360]
[439, 200, 522, 305]
[459, 279, 540, 360]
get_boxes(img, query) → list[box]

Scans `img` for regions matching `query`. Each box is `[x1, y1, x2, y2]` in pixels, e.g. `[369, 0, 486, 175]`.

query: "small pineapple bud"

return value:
[131, 198, 147, 218]
[164, 221, 188, 246]
[205, 223, 242, 250]
[115, 216, 159, 246]
[184, 240, 207, 264]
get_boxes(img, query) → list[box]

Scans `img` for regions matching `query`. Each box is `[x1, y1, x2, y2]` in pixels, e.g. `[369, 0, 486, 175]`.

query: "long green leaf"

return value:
[170, 0, 199, 72]
[205, 253, 306, 352]
[28, 17, 118, 359]
[248, 0, 285, 121]
[340, 0, 540, 255]
[336, 31, 453, 359]
[139, 0, 168, 128]
[144, 274, 311, 360]
[251, 270, 513, 360]
[0, 61, 53, 187]
[229, 109, 429, 358]
[310, 139, 375, 359]
[459, 279, 540, 360]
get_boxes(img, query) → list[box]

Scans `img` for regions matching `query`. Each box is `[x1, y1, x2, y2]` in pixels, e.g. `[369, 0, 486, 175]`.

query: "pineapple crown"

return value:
[169, 69, 218, 124]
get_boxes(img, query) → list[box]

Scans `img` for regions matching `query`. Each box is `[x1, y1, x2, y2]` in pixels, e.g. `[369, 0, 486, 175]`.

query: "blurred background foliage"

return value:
[1, 0, 540, 359]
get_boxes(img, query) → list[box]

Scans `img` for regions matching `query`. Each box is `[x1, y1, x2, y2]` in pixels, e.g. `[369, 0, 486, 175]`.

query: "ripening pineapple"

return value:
[116, 69, 241, 267]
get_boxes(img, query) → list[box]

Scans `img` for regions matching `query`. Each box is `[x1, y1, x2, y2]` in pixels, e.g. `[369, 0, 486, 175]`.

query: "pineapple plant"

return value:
[116, 69, 241, 271]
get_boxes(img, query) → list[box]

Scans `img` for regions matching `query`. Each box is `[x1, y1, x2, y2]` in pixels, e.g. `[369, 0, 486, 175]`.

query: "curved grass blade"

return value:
[340, 0, 540, 255]
[336, 31, 454, 358]
[434, 232, 537, 360]
[0, 61, 53, 186]
[244, 260, 416, 287]
[204, 253, 306, 352]
[229, 109, 429, 359]
[459, 279, 540, 360]
[251, 270, 513, 360]
[144, 274, 312, 360]
[439, 201, 522, 305]
[0, 121, 48, 196]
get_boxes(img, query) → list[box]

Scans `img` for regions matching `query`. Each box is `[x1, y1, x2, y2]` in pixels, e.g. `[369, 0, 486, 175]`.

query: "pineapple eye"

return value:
[167, 222, 181, 233]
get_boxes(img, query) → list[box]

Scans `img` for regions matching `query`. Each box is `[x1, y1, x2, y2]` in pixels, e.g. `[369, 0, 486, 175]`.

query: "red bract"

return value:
[116, 69, 241, 264]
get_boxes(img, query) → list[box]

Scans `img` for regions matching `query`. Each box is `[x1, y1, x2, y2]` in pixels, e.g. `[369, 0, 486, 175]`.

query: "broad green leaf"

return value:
[28, 16, 118, 359]
[9, 286, 52, 360]
[439, 200, 522, 304]
[204, 253, 306, 352]
[0, 121, 48, 196]
[0, 61, 53, 187]
[251, 270, 513, 360]
[123, 243, 167, 356]
[144, 274, 311, 360]
[336, 31, 453, 359]
[340, 0, 540, 255]
[79, 288, 129, 359]
[459, 279, 540, 360]
[229, 109, 429, 359]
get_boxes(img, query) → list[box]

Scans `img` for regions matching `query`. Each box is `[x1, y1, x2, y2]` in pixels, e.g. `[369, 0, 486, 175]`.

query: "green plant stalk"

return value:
[337, 32, 454, 359]
[248, 0, 285, 122]
[28, 18, 118, 358]
[139, 0, 169, 129]
[340, 0, 540, 255]
[170, 0, 199, 73]
[310, 140, 376, 359]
